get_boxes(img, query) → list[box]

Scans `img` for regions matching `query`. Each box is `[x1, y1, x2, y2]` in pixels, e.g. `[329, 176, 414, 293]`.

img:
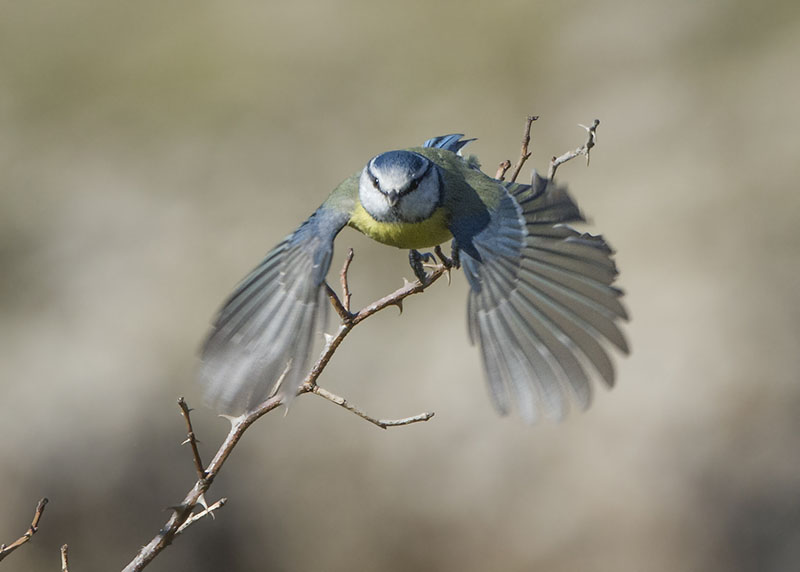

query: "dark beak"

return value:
[386, 190, 399, 207]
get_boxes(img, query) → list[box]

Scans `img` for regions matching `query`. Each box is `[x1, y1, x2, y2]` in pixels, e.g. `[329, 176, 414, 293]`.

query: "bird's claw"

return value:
[434, 243, 460, 270]
[409, 249, 436, 283]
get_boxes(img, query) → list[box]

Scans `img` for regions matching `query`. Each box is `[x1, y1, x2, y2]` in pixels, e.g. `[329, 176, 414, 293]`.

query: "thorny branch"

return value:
[175, 499, 227, 536]
[178, 397, 206, 480]
[548, 119, 599, 180]
[120, 114, 600, 571]
[121, 251, 451, 572]
[311, 385, 434, 429]
[0, 497, 48, 563]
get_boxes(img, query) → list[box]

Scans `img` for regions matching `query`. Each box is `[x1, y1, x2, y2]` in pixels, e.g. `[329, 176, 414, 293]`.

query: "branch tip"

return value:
[311, 385, 435, 429]
[508, 114, 538, 183]
[178, 398, 206, 481]
[548, 118, 600, 180]
[61, 544, 70, 572]
[0, 497, 49, 563]
[495, 159, 512, 180]
[340, 248, 355, 313]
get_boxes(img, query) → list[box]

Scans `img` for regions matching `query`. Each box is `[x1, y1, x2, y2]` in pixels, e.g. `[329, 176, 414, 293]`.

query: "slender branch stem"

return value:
[508, 115, 538, 183]
[324, 284, 349, 322]
[340, 248, 354, 313]
[309, 385, 434, 429]
[60, 544, 70, 572]
[0, 497, 48, 563]
[548, 119, 599, 180]
[325, 248, 356, 321]
[178, 397, 206, 480]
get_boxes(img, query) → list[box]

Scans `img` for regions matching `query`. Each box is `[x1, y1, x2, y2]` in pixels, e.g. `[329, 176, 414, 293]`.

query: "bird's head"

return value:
[358, 150, 442, 223]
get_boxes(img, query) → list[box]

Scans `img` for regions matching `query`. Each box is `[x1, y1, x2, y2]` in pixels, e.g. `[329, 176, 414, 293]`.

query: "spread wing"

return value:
[451, 173, 628, 423]
[200, 204, 350, 415]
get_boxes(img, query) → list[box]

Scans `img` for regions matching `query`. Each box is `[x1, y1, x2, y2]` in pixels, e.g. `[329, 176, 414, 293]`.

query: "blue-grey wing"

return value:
[423, 134, 476, 154]
[200, 204, 350, 415]
[451, 173, 628, 423]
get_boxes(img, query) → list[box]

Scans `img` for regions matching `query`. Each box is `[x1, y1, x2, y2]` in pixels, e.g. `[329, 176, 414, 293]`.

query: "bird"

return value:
[199, 134, 628, 423]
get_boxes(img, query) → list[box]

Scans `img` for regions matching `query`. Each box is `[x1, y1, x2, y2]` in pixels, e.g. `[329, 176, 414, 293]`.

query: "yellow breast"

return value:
[348, 203, 452, 249]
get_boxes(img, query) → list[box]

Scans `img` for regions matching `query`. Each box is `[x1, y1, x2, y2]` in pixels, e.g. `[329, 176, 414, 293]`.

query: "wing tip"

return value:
[422, 134, 476, 154]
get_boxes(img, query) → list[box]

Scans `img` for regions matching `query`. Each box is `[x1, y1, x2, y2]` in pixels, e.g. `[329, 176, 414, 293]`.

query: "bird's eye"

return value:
[371, 176, 380, 188]
[408, 179, 419, 192]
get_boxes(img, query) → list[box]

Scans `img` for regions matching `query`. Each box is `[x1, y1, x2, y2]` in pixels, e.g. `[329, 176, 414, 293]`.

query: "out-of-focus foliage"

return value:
[1, 1, 799, 570]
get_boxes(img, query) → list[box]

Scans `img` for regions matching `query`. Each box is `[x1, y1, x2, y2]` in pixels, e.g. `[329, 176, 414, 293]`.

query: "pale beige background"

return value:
[2, 1, 799, 571]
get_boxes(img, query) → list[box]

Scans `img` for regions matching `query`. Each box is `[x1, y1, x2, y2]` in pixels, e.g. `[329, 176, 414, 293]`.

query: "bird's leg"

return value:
[409, 249, 436, 283]
[434, 240, 460, 270]
[451, 242, 460, 269]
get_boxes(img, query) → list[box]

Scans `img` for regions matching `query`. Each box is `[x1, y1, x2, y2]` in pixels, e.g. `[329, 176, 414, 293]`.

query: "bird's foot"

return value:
[409, 249, 436, 284]
[434, 243, 460, 270]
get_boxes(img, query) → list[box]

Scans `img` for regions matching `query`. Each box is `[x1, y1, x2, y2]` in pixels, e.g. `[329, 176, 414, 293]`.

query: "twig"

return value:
[60, 544, 70, 572]
[121, 254, 447, 572]
[324, 284, 349, 322]
[325, 249, 356, 322]
[340, 248, 354, 313]
[495, 160, 511, 180]
[309, 385, 434, 429]
[175, 499, 228, 535]
[0, 497, 48, 563]
[121, 396, 284, 572]
[548, 119, 599, 180]
[508, 115, 538, 183]
[178, 397, 206, 481]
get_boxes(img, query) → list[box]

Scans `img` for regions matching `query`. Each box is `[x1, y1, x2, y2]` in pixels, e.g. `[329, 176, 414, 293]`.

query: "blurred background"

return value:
[1, 1, 799, 570]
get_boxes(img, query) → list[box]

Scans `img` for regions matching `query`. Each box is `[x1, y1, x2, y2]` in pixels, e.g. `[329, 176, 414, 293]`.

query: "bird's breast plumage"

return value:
[347, 202, 452, 249]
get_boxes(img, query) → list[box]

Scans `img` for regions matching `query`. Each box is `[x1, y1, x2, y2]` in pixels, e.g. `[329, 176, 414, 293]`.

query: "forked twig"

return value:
[548, 119, 599, 179]
[175, 499, 228, 535]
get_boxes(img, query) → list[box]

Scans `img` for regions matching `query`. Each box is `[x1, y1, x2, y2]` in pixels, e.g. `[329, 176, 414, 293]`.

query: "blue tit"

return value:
[200, 134, 628, 423]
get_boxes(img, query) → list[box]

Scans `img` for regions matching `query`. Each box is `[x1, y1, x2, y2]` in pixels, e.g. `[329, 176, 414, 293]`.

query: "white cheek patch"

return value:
[398, 176, 440, 222]
[359, 168, 393, 220]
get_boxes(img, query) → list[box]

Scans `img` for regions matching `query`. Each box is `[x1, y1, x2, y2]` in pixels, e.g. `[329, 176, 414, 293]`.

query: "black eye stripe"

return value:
[405, 160, 432, 193]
